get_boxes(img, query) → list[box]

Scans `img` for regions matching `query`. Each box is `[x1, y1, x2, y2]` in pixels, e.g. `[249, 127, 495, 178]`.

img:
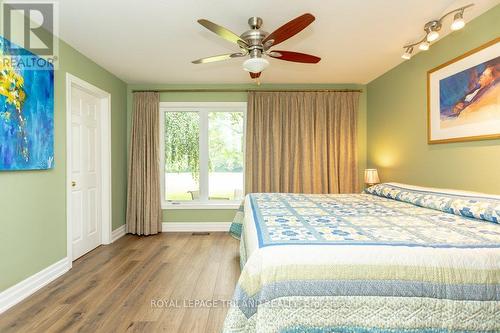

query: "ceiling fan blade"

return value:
[263, 13, 315, 47]
[268, 50, 321, 63]
[250, 72, 261, 79]
[192, 53, 245, 64]
[198, 19, 248, 46]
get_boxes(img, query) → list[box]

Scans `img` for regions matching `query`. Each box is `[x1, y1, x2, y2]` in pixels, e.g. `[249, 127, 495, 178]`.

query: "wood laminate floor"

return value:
[0, 232, 240, 333]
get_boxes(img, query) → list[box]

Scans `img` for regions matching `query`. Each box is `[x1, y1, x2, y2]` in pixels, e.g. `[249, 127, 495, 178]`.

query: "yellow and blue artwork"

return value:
[439, 55, 499, 126]
[0, 35, 54, 170]
[428, 38, 500, 143]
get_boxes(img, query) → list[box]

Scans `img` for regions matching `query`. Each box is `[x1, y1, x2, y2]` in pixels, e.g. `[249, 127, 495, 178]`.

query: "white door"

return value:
[71, 86, 102, 260]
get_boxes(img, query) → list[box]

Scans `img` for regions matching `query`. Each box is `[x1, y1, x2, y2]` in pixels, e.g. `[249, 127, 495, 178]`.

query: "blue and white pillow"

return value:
[365, 183, 500, 224]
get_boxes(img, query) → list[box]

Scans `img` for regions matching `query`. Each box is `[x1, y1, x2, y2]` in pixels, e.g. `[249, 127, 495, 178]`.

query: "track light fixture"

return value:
[402, 4, 473, 60]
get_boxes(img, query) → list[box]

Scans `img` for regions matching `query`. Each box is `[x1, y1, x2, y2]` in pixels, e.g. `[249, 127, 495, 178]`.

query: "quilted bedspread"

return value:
[223, 184, 500, 333]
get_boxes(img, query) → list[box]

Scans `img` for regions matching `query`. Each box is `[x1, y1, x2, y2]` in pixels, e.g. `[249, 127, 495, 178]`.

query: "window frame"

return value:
[159, 101, 247, 209]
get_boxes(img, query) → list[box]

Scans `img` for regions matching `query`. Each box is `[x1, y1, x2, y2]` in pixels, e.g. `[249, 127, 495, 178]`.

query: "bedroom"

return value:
[0, 0, 499, 332]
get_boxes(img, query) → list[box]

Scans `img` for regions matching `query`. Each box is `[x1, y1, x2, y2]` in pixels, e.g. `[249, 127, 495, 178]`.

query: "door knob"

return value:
[72, 181, 76, 187]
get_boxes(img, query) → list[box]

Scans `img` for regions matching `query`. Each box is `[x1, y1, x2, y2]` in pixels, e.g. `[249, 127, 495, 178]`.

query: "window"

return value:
[160, 102, 246, 208]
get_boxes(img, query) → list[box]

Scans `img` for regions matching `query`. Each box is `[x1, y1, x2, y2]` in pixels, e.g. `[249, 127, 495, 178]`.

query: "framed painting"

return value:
[427, 38, 500, 144]
[0, 35, 54, 170]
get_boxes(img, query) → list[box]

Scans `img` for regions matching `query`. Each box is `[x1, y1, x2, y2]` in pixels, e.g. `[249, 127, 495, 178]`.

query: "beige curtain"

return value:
[126, 92, 162, 235]
[245, 91, 360, 194]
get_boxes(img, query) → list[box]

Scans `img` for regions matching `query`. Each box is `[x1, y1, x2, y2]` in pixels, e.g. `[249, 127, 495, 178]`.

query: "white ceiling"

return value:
[57, 0, 499, 84]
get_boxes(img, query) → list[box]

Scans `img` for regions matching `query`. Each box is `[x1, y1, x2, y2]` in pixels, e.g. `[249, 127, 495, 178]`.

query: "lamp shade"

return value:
[364, 169, 380, 185]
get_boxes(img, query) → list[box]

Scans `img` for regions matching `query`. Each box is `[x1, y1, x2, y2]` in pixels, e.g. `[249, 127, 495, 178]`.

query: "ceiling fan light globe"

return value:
[243, 58, 269, 73]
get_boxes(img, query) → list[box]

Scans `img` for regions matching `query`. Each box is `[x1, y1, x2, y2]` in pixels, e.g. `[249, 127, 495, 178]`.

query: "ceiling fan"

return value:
[192, 13, 321, 79]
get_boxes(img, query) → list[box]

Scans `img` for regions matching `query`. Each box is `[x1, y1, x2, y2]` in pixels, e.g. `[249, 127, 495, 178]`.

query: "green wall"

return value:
[0, 34, 128, 289]
[127, 83, 367, 222]
[367, 5, 500, 194]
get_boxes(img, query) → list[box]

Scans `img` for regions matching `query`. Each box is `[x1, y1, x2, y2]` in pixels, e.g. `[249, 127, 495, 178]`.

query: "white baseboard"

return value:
[162, 222, 231, 232]
[111, 224, 126, 242]
[0, 257, 70, 314]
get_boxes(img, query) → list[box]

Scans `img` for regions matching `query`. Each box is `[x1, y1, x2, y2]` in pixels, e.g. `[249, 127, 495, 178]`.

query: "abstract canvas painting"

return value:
[0, 35, 54, 170]
[428, 38, 500, 144]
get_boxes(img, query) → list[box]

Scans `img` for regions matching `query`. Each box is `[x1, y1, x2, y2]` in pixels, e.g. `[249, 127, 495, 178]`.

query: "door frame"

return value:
[66, 73, 112, 265]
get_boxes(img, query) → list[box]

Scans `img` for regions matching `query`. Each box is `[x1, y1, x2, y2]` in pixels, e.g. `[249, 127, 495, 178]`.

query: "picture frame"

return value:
[0, 35, 55, 170]
[427, 37, 500, 144]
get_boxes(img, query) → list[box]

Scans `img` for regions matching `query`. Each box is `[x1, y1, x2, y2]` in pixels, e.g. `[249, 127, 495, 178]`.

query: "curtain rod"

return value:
[132, 88, 362, 93]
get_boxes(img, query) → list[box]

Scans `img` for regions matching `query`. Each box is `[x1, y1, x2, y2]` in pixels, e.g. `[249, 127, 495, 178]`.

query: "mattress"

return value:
[224, 183, 500, 333]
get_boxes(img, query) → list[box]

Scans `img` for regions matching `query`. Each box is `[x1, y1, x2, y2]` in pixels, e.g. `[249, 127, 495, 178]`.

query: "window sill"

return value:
[162, 202, 241, 210]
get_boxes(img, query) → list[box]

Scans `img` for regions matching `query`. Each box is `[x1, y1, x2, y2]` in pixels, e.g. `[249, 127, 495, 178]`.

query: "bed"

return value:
[223, 183, 500, 333]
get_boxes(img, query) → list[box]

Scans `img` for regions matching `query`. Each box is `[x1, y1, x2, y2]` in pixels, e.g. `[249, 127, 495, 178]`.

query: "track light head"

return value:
[426, 31, 439, 42]
[424, 21, 441, 42]
[402, 47, 413, 60]
[451, 11, 465, 30]
[419, 41, 430, 51]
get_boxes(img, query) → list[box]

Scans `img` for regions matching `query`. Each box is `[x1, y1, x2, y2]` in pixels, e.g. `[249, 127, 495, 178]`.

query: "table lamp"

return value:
[364, 169, 380, 187]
